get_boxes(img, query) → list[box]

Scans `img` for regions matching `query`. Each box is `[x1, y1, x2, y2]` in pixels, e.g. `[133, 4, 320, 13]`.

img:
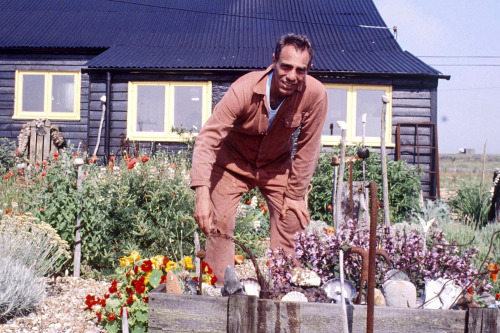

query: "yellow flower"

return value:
[180, 256, 195, 270]
[165, 261, 177, 271]
[119, 256, 134, 268]
[151, 255, 164, 270]
[129, 251, 141, 263]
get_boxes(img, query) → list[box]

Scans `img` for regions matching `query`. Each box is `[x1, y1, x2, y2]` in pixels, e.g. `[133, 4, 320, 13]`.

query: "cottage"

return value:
[0, 0, 449, 198]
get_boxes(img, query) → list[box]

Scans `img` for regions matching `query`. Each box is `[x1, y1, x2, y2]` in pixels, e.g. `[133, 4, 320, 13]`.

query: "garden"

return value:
[0, 137, 499, 332]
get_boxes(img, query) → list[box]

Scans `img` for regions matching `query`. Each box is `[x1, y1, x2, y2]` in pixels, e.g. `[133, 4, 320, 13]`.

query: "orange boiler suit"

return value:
[190, 65, 328, 282]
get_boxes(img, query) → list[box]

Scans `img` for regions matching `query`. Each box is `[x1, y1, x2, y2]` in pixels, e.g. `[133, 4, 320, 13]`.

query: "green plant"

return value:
[309, 146, 421, 223]
[0, 212, 70, 320]
[234, 198, 270, 258]
[448, 179, 491, 227]
[0, 138, 16, 175]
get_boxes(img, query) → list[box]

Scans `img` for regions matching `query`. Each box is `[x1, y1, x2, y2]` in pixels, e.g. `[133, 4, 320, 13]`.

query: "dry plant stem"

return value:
[335, 128, 347, 231]
[380, 98, 390, 226]
[207, 231, 269, 296]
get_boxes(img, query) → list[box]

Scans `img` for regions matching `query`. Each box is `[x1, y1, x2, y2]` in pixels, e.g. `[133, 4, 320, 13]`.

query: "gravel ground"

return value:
[0, 261, 266, 332]
[0, 277, 108, 333]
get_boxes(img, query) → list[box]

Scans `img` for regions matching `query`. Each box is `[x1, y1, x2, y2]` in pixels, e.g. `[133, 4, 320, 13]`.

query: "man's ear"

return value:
[308, 63, 313, 71]
[272, 53, 277, 64]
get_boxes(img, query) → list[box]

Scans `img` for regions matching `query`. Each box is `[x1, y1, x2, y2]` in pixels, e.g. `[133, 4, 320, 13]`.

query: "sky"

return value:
[373, 0, 500, 154]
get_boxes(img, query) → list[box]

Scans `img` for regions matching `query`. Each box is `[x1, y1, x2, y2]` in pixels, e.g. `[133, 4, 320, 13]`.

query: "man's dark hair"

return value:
[274, 33, 314, 67]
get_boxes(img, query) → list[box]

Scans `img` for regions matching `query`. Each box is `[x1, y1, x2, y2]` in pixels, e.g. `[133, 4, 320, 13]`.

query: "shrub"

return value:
[448, 179, 491, 227]
[0, 138, 16, 175]
[0, 212, 70, 320]
[234, 197, 270, 259]
[309, 147, 421, 223]
[84, 251, 216, 333]
[269, 220, 489, 294]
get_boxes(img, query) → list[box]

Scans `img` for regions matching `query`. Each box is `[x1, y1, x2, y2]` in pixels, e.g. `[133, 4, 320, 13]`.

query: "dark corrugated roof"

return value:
[0, 0, 443, 76]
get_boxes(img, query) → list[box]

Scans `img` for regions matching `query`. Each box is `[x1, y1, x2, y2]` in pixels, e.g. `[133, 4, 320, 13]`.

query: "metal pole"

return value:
[380, 96, 391, 226]
[366, 181, 378, 333]
[339, 250, 349, 333]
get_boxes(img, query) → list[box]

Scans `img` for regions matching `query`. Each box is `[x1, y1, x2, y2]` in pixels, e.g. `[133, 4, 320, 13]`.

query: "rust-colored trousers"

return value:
[206, 164, 305, 286]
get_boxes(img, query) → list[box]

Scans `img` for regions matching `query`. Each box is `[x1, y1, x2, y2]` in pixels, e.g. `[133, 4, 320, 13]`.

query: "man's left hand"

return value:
[280, 196, 310, 229]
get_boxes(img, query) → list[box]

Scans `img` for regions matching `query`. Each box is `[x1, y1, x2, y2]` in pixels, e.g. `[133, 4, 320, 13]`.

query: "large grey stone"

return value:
[221, 265, 246, 297]
[383, 280, 416, 308]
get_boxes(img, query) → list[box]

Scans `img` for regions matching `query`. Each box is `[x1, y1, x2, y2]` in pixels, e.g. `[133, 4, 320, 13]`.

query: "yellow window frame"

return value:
[13, 70, 81, 120]
[127, 81, 212, 142]
[321, 84, 393, 147]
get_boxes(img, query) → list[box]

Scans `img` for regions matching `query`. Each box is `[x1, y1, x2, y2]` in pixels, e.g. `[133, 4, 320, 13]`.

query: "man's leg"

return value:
[259, 170, 306, 255]
[206, 165, 252, 286]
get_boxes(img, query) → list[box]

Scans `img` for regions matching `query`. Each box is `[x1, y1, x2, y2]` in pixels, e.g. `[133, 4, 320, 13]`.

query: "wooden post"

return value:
[361, 113, 370, 228]
[380, 96, 391, 226]
[467, 308, 498, 333]
[335, 121, 347, 232]
[227, 294, 258, 333]
[339, 250, 349, 333]
[73, 163, 83, 277]
[366, 181, 379, 333]
[194, 232, 200, 277]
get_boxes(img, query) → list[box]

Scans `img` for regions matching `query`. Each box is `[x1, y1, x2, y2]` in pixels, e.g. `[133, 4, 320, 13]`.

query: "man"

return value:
[190, 33, 328, 283]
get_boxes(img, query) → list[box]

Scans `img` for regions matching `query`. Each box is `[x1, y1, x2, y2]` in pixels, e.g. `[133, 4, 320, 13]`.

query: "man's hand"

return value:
[194, 186, 214, 234]
[280, 196, 310, 229]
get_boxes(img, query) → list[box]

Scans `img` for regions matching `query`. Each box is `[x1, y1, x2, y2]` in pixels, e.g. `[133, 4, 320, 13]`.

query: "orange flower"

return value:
[141, 155, 149, 163]
[18, 169, 24, 175]
[496, 293, 499, 301]
[89, 155, 97, 164]
[107, 312, 116, 322]
[109, 156, 115, 161]
[53, 152, 59, 158]
[260, 202, 265, 208]
[234, 254, 244, 264]
[127, 158, 138, 169]
[246, 200, 252, 205]
[327, 205, 332, 211]
[487, 263, 499, 282]
[5, 208, 12, 214]
[261, 207, 268, 213]
[468, 286, 474, 295]
[323, 227, 335, 235]
[108, 161, 114, 169]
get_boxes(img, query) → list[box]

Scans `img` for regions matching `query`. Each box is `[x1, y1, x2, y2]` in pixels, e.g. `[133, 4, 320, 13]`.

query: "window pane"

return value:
[323, 88, 347, 136]
[52, 75, 75, 113]
[22, 75, 45, 112]
[173, 86, 202, 131]
[356, 90, 386, 138]
[136, 86, 165, 132]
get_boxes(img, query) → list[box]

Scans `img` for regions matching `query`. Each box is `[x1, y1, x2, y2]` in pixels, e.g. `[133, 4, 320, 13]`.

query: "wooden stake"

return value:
[339, 250, 349, 333]
[380, 96, 391, 226]
[335, 122, 347, 231]
[73, 164, 83, 277]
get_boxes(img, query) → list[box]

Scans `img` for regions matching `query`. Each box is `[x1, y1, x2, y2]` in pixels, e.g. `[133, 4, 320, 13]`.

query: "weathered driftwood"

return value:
[148, 286, 499, 333]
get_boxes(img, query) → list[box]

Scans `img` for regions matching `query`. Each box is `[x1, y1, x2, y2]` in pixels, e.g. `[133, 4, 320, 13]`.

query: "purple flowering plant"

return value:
[269, 219, 490, 293]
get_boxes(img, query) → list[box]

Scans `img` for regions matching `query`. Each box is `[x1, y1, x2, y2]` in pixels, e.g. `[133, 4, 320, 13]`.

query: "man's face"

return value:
[271, 44, 311, 98]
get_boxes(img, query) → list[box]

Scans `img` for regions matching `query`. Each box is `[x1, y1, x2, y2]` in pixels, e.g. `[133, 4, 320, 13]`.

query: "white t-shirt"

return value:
[266, 71, 285, 130]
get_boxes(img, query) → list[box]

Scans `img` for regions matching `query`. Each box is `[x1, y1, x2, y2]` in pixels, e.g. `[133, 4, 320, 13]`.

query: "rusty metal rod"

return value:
[349, 161, 354, 220]
[367, 181, 378, 333]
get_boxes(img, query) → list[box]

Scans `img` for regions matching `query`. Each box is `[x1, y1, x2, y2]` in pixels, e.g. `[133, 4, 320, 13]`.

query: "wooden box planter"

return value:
[149, 284, 499, 332]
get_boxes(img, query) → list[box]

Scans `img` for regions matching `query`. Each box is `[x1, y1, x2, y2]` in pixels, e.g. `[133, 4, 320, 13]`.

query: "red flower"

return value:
[160, 274, 167, 285]
[192, 276, 199, 282]
[73, 152, 79, 157]
[143, 296, 149, 303]
[109, 156, 115, 161]
[141, 155, 149, 163]
[104, 293, 109, 299]
[53, 152, 59, 158]
[468, 286, 474, 295]
[246, 200, 252, 205]
[135, 281, 146, 294]
[134, 266, 139, 274]
[261, 207, 268, 213]
[127, 158, 138, 169]
[327, 205, 332, 211]
[126, 295, 134, 305]
[42, 161, 47, 166]
[18, 169, 24, 174]
[85, 294, 96, 309]
[496, 293, 499, 301]
[53, 157, 58, 162]
[41, 171, 47, 177]
[99, 298, 106, 307]
[201, 261, 213, 274]
[120, 306, 129, 317]
[109, 285, 117, 294]
[125, 287, 134, 295]
[260, 202, 265, 208]
[96, 311, 102, 323]
[5, 208, 11, 214]
[170, 163, 176, 169]
[163, 257, 170, 267]
[111, 280, 118, 287]
[211, 275, 218, 286]
[89, 155, 97, 164]
[107, 312, 116, 322]
[108, 162, 114, 169]
[3, 174, 10, 180]
[140, 259, 153, 273]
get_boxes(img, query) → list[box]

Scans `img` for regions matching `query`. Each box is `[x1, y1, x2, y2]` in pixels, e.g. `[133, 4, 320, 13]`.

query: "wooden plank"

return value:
[481, 308, 498, 333]
[392, 90, 431, 99]
[392, 108, 432, 117]
[228, 294, 258, 333]
[148, 285, 228, 333]
[392, 98, 431, 108]
[468, 308, 483, 333]
[43, 119, 51, 161]
[29, 120, 36, 165]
